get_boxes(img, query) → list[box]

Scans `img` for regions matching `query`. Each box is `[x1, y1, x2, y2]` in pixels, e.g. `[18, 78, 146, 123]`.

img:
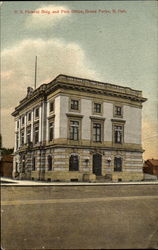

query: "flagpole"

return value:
[34, 56, 37, 89]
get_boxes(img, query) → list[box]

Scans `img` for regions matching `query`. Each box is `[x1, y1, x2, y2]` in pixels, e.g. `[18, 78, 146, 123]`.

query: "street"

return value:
[1, 184, 158, 249]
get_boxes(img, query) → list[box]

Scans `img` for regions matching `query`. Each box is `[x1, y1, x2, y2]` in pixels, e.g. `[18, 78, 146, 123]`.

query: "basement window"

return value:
[71, 179, 78, 182]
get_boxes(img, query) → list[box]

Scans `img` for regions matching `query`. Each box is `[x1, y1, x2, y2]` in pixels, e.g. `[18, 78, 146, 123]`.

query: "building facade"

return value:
[12, 74, 147, 182]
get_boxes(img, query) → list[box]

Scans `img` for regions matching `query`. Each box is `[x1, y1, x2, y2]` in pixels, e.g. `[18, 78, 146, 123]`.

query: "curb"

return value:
[1, 182, 158, 187]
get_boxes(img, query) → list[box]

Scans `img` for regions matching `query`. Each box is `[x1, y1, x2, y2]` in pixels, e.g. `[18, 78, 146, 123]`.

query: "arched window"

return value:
[69, 155, 79, 171]
[114, 157, 122, 172]
[48, 155, 52, 171]
[32, 157, 35, 171]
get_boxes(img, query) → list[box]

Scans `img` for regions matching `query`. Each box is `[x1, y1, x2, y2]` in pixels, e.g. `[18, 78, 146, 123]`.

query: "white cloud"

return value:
[25, 4, 71, 29]
[3, 37, 157, 159]
[1, 38, 101, 147]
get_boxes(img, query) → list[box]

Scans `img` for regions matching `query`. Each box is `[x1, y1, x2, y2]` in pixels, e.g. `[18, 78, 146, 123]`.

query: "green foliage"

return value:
[1, 148, 14, 155]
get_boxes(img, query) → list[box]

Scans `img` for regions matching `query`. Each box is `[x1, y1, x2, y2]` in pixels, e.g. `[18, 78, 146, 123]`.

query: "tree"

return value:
[1, 148, 14, 155]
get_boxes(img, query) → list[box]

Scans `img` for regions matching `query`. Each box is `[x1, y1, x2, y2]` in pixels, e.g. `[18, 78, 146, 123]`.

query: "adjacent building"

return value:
[143, 159, 158, 176]
[0, 155, 13, 178]
[12, 74, 147, 182]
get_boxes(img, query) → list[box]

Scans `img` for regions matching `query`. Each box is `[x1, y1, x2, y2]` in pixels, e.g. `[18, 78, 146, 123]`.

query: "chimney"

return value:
[27, 87, 33, 96]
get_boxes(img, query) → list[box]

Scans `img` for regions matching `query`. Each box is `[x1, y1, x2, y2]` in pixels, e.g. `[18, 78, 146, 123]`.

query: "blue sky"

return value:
[1, 1, 158, 159]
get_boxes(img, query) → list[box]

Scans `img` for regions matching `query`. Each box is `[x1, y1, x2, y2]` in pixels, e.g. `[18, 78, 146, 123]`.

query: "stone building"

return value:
[12, 74, 147, 182]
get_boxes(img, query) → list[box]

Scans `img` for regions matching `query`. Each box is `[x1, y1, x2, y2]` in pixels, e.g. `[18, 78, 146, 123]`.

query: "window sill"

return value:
[34, 117, 39, 121]
[93, 112, 103, 116]
[90, 116, 105, 121]
[48, 113, 55, 119]
[113, 114, 123, 118]
[113, 142, 124, 146]
[67, 140, 81, 145]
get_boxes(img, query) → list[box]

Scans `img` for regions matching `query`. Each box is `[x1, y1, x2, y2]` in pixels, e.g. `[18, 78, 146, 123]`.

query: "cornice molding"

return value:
[12, 74, 147, 116]
[66, 113, 83, 118]
[111, 119, 126, 123]
[90, 116, 106, 121]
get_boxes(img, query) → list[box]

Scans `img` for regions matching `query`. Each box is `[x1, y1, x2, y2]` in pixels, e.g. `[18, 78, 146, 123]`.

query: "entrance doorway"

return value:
[93, 154, 102, 176]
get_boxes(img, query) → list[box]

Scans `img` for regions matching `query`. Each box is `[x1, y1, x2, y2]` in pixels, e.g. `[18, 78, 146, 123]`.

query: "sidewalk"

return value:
[1, 177, 158, 186]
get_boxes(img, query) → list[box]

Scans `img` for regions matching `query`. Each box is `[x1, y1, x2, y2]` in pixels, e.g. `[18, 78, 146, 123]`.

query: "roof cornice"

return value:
[11, 74, 147, 117]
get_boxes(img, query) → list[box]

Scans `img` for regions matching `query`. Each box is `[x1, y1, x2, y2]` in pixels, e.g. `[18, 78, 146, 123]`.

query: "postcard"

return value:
[1, 1, 158, 249]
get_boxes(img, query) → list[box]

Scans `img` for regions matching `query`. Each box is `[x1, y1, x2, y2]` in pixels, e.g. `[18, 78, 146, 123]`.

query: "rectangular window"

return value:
[16, 133, 19, 149]
[32, 157, 35, 171]
[48, 155, 52, 171]
[115, 106, 122, 116]
[94, 103, 101, 113]
[26, 126, 31, 144]
[17, 121, 19, 129]
[93, 123, 101, 142]
[34, 124, 39, 144]
[20, 130, 24, 146]
[114, 157, 122, 172]
[114, 125, 123, 144]
[71, 100, 79, 111]
[70, 121, 79, 140]
[50, 101, 54, 113]
[15, 162, 18, 173]
[21, 116, 25, 125]
[49, 121, 54, 141]
[35, 107, 39, 118]
[28, 112, 32, 121]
